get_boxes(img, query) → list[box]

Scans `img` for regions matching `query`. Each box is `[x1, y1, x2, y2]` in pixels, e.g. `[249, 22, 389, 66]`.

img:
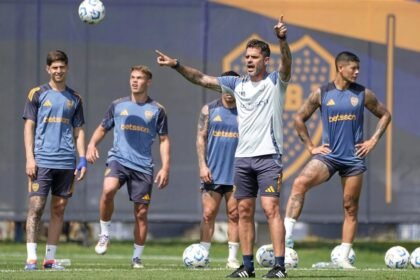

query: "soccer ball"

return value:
[384, 246, 410, 269]
[182, 244, 209, 268]
[285, 247, 299, 268]
[410, 247, 420, 268]
[78, 0, 105, 24]
[256, 244, 298, 268]
[256, 244, 274, 267]
[331, 245, 356, 264]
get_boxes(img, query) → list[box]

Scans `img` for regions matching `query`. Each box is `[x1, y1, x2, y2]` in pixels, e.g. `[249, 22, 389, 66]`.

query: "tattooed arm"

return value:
[196, 104, 212, 184]
[355, 88, 392, 158]
[155, 50, 222, 92]
[294, 88, 330, 155]
[274, 16, 292, 82]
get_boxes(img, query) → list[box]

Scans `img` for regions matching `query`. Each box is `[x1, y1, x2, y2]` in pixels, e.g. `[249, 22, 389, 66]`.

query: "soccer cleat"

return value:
[285, 238, 294, 249]
[95, 234, 110, 255]
[43, 260, 65, 270]
[336, 258, 356, 269]
[226, 264, 255, 278]
[131, 257, 144, 269]
[262, 265, 287, 278]
[226, 258, 241, 269]
[24, 260, 37, 271]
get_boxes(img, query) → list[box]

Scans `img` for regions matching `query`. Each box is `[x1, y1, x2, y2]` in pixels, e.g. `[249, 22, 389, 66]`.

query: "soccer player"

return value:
[23, 50, 87, 270]
[86, 65, 170, 269]
[198, 70, 240, 269]
[283, 51, 391, 269]
[156, 16, 291, 279]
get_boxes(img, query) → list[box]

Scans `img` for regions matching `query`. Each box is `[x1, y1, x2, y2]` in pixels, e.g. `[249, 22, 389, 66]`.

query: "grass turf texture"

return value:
[1, 240, 419, 279]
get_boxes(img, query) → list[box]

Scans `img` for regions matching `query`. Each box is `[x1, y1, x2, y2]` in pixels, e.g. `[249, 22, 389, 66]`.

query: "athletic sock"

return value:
[45, 244, 57, 261]
[132, 244, 144, 259]
[99, 220, 111, 236]
[243, 255, 254, 270]
[26, 243, 37, 261]
[284, 217, 296, 239]
[228, 241, 239, 260]
[200, 241, 211, 251]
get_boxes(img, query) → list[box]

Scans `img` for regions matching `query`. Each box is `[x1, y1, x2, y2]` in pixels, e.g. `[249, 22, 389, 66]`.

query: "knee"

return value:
[202, 208, 217, 224]
[343, 195, 359, 218]
[135, 206, 148, 222]
[292, 177, 310, 194]
[238, 204, 253, 221]
[263, 204, 280, 221]
[227, 208, 239, 224]
[51, 202, 66, 216]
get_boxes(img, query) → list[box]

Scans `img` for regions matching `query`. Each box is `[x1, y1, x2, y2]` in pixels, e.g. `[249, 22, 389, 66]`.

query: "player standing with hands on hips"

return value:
[23, 50, 87, 270]
[156, 16, 291, 279]
[283, 51, 391, 269]
[197, 70, 241, 269]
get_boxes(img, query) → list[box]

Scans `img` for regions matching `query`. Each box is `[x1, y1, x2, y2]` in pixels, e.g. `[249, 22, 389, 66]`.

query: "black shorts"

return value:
[234, 154, 283, 199]
[201, 184, 234, 196]
[28, 167, 75, 198]
[313, 154, 367, 179]
[105, 160, 153, 204]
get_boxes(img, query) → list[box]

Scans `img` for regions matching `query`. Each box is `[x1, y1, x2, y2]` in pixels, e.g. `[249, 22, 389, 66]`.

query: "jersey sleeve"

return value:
[72, 97, 85, 127]
[217, 76, 239, 93]
[22, 87, 40, 121]
[100, 103, 115, 131]
[156, 107, 168, 136]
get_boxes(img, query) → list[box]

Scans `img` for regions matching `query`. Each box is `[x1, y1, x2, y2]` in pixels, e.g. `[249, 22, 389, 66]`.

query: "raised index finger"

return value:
[279, 15, 283, 23]
[155, 49, 164, 56]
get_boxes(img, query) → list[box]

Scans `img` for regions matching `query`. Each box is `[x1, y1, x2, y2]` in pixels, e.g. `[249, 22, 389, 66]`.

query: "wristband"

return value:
[171, 59, 180, 69]
[278, 35, 287, 40]
[76, 156, 87, 171]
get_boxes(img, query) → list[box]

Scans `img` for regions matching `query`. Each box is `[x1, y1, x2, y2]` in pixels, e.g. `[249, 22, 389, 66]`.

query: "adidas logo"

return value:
[120, 109, 129, 116]
[265, 186, 276, 193]
[213, 115, 222, 122]
[142, 194, 150, 201]
[43, 100, 52, 107]
[326, 99, 335, 106]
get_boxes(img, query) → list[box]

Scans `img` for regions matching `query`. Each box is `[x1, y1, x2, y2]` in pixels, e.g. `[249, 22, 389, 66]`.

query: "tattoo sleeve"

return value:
[26, 196, 47, 242]
[279, 39, 292, 82]
[294, 89, 321, 150]
[176, 64, 222, 92]
[364, 89, 392, 142]
[196, 105, 209, 168]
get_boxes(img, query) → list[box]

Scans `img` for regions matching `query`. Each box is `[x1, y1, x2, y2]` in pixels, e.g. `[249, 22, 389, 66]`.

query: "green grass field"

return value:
[1, 240, 419, 279]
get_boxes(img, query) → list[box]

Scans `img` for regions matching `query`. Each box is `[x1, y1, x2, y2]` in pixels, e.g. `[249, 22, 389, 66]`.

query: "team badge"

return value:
[66, 100, 73, 109]
[120, 109, 129, 116]
[144, 110, 154, 120]
[223, 34, 335, 181]
[32, 183, 39, 192]
[350, 96, 359, 107]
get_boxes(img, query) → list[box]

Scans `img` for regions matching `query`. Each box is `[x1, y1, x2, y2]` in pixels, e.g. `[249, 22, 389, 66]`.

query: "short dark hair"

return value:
[335, 51, 360, 71]
[246, 39, 271, 57]
[131, 65, 153, 80]
[46, 50, 68, 66]
[221, 70, 240, 77]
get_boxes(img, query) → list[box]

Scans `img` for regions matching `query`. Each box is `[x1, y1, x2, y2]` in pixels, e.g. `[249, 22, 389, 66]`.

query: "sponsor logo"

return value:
[142, 194, 151, 201]
[265, 186, 276, 193]
[43, 100, 52, 107]
[120, 109, 129, 116]
[327, 99, 336, 106]
[213, 115, 222, 122]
